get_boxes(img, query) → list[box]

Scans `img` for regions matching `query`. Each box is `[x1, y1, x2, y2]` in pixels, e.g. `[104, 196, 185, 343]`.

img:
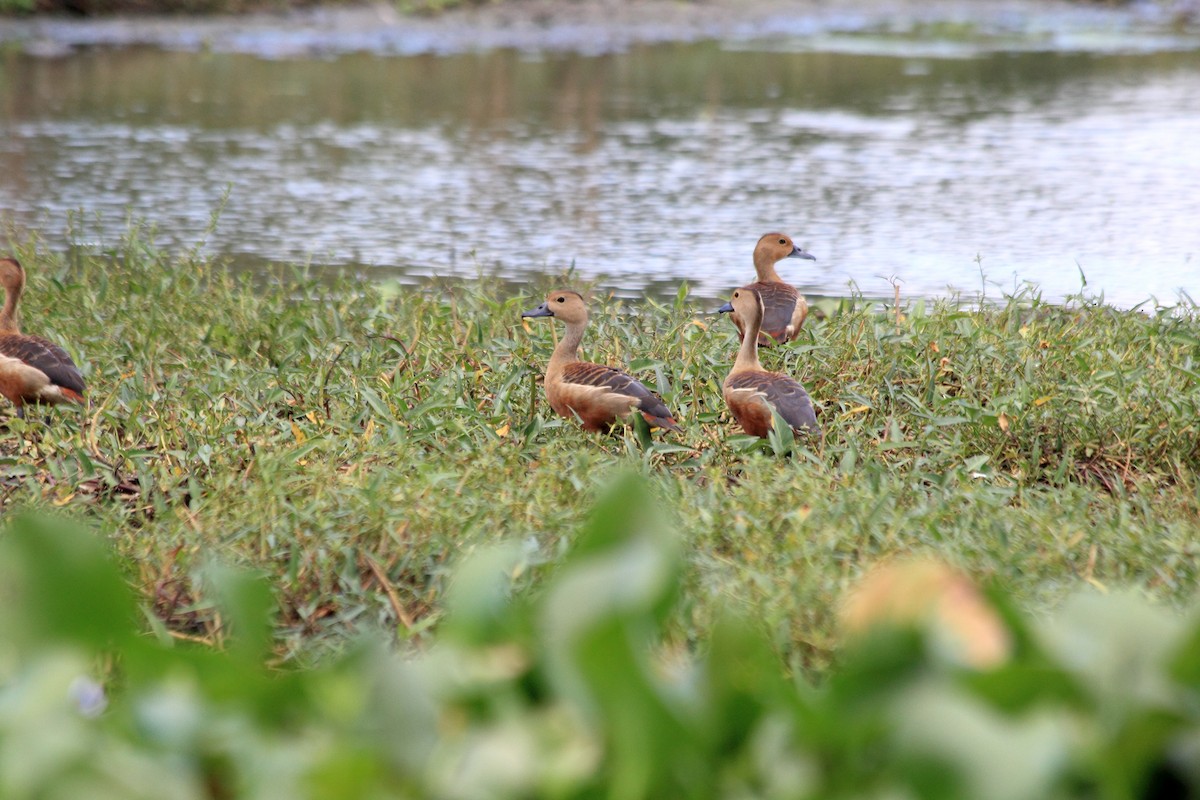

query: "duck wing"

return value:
[753, 282, 806, 343]
[561, 362, 682, 432]
[726, 370, 818, 434]
[0, 334, 85, 396]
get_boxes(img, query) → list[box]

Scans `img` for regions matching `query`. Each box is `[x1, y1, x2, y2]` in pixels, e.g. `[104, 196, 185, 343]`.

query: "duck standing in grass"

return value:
[521, 290, 683, 434]
[0, 257, 86, 419]
[719, 285, 820, 438]
[729, 232, 817, 346]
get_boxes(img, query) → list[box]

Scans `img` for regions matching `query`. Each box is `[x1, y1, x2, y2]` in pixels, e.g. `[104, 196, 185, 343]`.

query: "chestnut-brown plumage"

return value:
[0, 257, 86, 419]
[521, 290, 683, 434]
[729, 232, 817, 347]
[718, 286, 819, 438]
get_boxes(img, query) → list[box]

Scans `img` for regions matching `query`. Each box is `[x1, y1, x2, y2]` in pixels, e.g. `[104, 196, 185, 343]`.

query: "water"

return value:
[1, 13, 1199, 305]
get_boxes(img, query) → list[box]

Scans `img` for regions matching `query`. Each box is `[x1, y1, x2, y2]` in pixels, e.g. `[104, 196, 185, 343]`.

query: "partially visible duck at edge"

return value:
[729, 232, 817, 347]
[521, 290, 683, 434]
[718, 285, 820, 439]
[0, 257, 86, 419]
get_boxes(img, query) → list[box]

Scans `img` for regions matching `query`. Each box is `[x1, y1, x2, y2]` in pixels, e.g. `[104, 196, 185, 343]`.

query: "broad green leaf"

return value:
[0, 514, 137, 650]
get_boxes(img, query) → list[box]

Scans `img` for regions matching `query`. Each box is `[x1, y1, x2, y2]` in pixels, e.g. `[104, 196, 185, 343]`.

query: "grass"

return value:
[6, 0, 338, 15]
[8, 480, 1200, 798]
[4, 0, 547, 15]
[1, 0, 1165, 15]
[2, 222, 1199, 669]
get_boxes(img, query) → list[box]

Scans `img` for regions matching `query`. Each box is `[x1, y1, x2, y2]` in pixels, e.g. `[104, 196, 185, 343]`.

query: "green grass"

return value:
[4, 476, 1200, 798]
[4, 0, 504, 15]
[2, 222, 1199, 668]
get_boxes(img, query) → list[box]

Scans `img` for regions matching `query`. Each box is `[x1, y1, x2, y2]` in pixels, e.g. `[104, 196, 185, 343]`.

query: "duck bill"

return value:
[521, 304, 554, 318]
[789, 245, 817, 261]
[716, 301, 734, 314]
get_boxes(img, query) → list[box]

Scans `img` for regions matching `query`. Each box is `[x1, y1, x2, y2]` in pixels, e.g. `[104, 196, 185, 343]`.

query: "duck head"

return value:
[522, 290, 588, 325]
[0, 257, 25, 293]
[717, 286, 765, 322]
[755, 232, 817, 264]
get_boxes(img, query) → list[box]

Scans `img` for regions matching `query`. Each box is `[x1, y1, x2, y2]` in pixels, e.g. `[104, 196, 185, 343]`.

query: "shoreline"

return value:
[3, 0, 1197, 57]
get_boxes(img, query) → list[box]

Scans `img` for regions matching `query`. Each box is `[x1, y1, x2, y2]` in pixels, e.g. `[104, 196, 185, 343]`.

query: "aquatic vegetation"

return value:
[0, 226, 1197, 672]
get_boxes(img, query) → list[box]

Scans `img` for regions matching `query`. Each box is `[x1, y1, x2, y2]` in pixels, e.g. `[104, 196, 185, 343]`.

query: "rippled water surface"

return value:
[2, 30, 1199, 304]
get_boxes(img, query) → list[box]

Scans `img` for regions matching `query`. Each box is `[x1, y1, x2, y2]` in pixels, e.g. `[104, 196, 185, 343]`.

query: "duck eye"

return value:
[778, 238, 787, 245]
[556, 296, 566, 303]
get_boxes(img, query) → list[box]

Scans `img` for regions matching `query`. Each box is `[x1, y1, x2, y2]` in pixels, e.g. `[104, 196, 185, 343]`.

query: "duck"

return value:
[521, 290, 683, 434]
[718, 285, 820, 438]
[729, 232, 817, 346]
[0, 257, 86, 419]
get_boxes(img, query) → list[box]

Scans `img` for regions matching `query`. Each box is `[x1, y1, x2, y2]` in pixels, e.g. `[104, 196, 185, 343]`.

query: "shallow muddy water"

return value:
[1, 9, 1199, 305]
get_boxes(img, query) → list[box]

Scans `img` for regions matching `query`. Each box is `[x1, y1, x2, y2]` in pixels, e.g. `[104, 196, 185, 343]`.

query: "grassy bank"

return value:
[1, 0, 1160, 18]
[2, 225, 1199, 667]
[7, 0, 480, 15]
[8, 481, 1200, 797]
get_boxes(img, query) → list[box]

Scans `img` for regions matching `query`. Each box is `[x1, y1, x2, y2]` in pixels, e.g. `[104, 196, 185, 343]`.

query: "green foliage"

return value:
[395, 0, 477, 13]
[0, 226, 1198, 672]
[2, 478, 1200, 797]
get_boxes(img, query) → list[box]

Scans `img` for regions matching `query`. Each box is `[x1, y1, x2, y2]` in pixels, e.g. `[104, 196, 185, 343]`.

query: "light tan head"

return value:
[755, 232, 816, 262]
[521, 289, 589, 326]
[720, 285, 765, 326]
[0, 257, 25, 293]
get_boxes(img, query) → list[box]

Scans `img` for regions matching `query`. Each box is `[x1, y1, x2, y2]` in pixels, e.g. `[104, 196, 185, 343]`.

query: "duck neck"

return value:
[0, 281, 20, 333]
[733, 317, 763, 373]
[753, 250, 784, 283]
[547, 319, 585, 375]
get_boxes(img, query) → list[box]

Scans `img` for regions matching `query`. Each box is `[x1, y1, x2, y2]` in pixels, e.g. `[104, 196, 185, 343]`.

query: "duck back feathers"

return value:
[724, 369, 818, 438]
[557, 362, 682, 433]
[0, 334, 85, 399]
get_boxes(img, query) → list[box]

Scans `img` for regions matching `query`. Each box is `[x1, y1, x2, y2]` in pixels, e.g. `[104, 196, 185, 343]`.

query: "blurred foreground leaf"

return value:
[1, 486, 1199, 798]
[0, 513, 137, 650]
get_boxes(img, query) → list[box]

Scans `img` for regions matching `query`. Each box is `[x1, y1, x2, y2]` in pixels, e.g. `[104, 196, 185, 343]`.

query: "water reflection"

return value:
[1, 43, 1197, 304]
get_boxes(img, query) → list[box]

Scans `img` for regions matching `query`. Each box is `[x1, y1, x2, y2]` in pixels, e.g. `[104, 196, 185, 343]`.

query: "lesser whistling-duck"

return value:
[0, 257, 86, 419]
[729, 232, 817, 346]
[718, 285, 819, 438]
[521, 290, 683, 434]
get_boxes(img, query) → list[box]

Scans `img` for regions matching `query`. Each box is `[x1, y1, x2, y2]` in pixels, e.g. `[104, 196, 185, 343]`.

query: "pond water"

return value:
[1, 9, 1199, 305]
